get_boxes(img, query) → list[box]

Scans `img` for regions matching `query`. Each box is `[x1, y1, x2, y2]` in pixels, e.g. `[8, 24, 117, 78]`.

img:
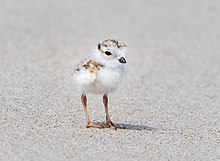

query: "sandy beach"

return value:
[0, 0, 220, 160]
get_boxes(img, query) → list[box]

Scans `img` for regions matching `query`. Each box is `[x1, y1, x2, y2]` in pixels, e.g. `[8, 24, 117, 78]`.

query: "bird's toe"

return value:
[86, 121, 102, 128]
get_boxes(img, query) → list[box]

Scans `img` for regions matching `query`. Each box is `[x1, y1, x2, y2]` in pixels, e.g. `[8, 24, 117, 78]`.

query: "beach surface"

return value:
[0, 0, 220, 160]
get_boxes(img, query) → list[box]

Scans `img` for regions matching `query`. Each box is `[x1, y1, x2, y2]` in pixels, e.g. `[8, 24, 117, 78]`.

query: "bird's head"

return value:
[93, 39, 127, 68]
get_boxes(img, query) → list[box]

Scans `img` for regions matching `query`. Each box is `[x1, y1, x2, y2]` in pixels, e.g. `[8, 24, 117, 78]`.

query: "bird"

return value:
[74, 39, 127, 129]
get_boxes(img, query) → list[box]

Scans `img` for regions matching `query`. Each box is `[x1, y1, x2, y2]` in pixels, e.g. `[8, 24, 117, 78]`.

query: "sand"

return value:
[0, 0, 220, 160]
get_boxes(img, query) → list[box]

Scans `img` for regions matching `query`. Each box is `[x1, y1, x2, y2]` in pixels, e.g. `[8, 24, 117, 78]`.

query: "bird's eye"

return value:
[104, 51, 112, 56]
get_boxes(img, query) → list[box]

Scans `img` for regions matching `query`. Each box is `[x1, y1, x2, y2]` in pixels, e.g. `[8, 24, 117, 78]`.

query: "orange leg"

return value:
[81, 94, 101, 128]
[101, 94, 124, 130]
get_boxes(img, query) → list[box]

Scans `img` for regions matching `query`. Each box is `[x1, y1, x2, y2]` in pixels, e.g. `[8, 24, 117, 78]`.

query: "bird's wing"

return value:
[75, 58, 103, 73]
[74, 59, 103, 85]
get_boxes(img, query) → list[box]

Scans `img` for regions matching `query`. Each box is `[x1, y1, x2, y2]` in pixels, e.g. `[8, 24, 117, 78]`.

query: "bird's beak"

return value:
[118, 57, 126, 64]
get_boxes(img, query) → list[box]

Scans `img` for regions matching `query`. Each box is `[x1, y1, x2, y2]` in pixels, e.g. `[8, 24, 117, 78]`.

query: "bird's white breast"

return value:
[94, 67, 123, 94]
[75, 65, 125, 95]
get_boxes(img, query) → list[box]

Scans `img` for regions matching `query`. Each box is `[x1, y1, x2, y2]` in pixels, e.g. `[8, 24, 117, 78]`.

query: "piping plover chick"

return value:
[74, 39, 127, 129]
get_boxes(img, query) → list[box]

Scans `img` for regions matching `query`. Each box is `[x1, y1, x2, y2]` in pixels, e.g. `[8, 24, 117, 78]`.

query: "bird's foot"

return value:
[101, 121, 125, 130]
[86, 121, 102, 128]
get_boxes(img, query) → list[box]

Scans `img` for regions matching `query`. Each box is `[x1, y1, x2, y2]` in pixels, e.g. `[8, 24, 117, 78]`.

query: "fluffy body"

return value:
[74, 39, 127, 95]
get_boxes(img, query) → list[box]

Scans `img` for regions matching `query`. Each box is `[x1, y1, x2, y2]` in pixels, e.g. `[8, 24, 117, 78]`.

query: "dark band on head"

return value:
[98, 44, 101, 50]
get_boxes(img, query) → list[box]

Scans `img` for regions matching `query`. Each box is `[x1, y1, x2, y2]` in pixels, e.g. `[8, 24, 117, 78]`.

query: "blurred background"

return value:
[0, 0, 220, 160]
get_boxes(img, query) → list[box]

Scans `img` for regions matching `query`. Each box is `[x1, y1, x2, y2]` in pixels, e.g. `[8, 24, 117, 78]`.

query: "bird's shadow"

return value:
[119, 123, 157, 131]
[94, 122, 157, 131]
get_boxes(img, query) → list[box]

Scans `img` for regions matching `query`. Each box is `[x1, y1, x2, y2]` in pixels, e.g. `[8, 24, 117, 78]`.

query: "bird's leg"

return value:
[101, 94, 124, 130]
[81, 94, 101, 128]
